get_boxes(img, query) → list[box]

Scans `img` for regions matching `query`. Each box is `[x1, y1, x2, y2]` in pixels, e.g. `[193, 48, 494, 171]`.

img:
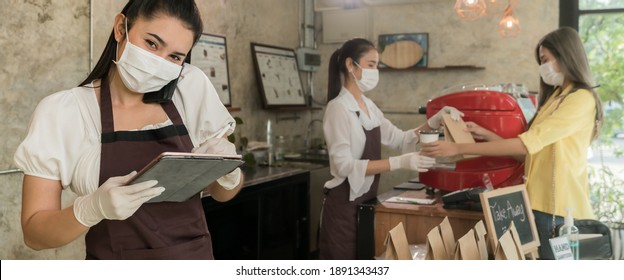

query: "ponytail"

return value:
[327, 48, 343, 102]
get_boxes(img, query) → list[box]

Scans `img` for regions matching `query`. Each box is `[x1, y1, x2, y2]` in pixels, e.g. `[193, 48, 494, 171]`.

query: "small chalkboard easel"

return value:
[480, 184, 540, 259]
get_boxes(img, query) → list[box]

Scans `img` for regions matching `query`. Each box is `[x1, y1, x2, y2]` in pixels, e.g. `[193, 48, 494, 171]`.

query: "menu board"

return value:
[251, 43, 306, 108]
[191, 33, 231, 106]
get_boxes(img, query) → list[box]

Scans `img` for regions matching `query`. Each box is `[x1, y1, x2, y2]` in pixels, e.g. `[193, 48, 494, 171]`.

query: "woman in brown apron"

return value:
[84, 79, 213, 259]
[319, 38, 450, 259]
[16, 0, 240, 259]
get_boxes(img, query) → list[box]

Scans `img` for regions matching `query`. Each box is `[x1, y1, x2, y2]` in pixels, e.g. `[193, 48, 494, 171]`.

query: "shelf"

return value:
[379, 65, 485, 72]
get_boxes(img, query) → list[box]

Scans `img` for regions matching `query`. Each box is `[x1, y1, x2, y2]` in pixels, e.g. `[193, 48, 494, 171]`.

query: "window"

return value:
[560, 0, 624, 226]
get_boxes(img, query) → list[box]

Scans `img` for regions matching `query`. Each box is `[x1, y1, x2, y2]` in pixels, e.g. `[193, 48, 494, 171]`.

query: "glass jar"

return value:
[275, 135, 286, 162]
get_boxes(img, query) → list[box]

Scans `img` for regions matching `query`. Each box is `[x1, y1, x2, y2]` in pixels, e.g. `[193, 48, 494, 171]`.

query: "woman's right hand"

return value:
[465, 121, 499, 141]
[420, 141, 460, 158]
[73, 171, 164, 227]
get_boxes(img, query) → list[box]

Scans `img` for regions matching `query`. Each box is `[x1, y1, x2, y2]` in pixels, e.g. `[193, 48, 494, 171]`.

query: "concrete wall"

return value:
[0, 0, 557, 259]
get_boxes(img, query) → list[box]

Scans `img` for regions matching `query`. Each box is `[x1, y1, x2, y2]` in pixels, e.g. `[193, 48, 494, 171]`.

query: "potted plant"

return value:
[589, 164, 624, 259]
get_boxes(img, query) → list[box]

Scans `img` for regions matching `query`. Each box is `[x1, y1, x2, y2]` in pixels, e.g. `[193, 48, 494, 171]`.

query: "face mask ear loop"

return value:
[351, 60, 362, 81]
[114, 16, 129, 64]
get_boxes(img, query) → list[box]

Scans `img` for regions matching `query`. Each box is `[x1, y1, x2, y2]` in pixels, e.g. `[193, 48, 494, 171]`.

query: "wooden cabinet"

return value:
[202, 170, 310, 260]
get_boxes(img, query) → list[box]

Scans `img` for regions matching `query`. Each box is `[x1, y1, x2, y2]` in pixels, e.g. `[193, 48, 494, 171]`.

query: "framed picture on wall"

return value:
[378, 33, 429, 69]
[191, 33, 232, 106]
[251, 42, 307, 109]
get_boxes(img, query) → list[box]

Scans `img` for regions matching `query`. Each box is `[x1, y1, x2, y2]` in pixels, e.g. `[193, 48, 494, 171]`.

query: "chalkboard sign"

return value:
[479, 184, 539, 254]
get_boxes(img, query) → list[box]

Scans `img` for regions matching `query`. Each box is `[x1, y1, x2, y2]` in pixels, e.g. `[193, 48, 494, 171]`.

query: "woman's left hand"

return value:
[420, 141, 460, 157]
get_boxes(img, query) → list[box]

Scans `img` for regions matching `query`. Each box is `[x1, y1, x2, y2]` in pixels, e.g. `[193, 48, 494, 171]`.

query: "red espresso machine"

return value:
[419, 90, 535, 193]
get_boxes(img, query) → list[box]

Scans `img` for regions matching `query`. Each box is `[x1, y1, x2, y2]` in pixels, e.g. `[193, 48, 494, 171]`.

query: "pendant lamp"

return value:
[498, 0, 521, 37]
[454, 0, 487, 21]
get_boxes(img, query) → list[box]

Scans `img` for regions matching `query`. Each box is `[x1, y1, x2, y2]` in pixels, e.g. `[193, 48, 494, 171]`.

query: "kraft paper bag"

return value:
[454, 229, 480, 260]
[439, 217, 456, 259]
[439, 114, 479, 163]
[473, 220, 489, 260]
[494, 222, 525, 260]
[425, 226, 449, 260]
[508, 222, 525, 260]
[383, 222, 411, 260]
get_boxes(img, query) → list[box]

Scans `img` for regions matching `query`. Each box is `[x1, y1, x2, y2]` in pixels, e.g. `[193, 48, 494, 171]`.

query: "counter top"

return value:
[376, 188, 483, 220]
[201, 162, 327, 198]
[243, 165, 309, 187]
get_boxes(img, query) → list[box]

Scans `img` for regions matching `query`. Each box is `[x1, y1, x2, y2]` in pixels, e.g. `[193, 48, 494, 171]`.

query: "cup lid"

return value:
[418, 130, 440, 134]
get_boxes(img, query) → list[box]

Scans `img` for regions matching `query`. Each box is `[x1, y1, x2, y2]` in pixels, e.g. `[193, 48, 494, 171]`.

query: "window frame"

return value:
[560, 0, 624, 29]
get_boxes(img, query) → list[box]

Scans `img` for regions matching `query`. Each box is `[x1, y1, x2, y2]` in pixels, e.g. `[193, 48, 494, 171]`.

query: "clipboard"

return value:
[129, 152, 244, 203]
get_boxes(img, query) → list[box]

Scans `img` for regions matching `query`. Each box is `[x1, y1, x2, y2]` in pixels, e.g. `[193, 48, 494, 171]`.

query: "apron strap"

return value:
[100, 79, 115, 133]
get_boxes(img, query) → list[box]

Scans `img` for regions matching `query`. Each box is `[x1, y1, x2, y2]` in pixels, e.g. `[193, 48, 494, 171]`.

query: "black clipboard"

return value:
[129, 152, 244, 203]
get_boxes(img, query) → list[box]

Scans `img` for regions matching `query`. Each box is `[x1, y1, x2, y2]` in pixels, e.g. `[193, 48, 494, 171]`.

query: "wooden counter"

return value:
[373, 189, 484, 257]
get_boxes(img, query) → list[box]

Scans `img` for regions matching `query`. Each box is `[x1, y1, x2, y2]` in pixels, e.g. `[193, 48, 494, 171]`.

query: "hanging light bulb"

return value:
[498, 1, 521, 37]
[454, 0, 487, 21]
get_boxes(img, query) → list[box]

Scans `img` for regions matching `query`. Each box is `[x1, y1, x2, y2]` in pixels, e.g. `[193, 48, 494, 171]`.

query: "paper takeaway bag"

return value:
[440, 113, 479, 163]
[425, 225, 448, 260]
[383, 222, 411, 260]
[425, 217, 455, 260]
[494, 221, 525, 260]
[455, 229, 480, 260]
[439, 217, 456, 259]
[473, 220, 489, 260]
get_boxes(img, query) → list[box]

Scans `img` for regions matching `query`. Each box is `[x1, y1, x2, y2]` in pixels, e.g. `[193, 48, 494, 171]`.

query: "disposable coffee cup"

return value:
[418, 130, 440, 143]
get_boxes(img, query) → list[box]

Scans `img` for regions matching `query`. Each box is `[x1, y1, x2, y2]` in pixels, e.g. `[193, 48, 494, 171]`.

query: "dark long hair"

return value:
[327, 38, 376, 102]
[79, 0, 203, 87]
[531, 26, 604, 140]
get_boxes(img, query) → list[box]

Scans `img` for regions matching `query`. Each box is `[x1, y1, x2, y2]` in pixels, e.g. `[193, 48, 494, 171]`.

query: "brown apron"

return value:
[85, 80, 214, 260]
[319, 118, 381, 260]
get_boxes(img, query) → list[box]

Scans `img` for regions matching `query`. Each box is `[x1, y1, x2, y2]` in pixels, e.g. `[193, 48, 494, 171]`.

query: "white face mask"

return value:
[114, 18, 182, 93]
[539, 61, 564, 86]
[351, 61, 379, 92]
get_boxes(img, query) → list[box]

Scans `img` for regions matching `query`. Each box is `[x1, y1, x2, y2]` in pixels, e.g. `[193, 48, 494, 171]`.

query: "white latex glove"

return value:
[193, 137, 241, 190]
[389, 152, 436, 172]
[427, 106, 465, 129]
[73, 171, 163, 227]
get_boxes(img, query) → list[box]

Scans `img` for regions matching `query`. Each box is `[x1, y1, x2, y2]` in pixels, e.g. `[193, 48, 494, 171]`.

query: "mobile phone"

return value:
[142, 56, 190, 103]
[142, 78, 179, 103]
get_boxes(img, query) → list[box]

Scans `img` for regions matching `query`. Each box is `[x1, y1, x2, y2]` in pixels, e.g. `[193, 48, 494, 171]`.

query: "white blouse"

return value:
[14, 63, 235, 197]
[323, 88, 418, 201]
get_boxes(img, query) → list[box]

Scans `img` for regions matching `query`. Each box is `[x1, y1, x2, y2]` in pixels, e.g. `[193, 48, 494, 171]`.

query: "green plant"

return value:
[589, 164, 624, 226]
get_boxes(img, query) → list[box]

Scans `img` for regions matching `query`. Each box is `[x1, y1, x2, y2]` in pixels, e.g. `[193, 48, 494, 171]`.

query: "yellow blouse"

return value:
[518, 84, 596, 219]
